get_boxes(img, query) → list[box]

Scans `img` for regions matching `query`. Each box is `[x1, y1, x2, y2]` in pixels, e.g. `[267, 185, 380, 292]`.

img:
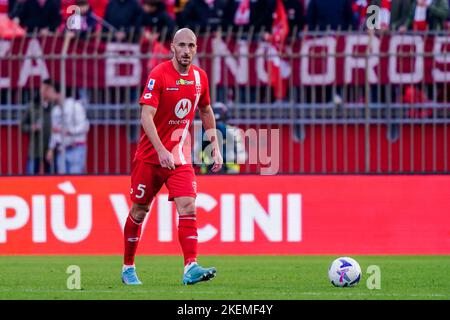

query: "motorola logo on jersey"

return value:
[174, 99, 192, 119]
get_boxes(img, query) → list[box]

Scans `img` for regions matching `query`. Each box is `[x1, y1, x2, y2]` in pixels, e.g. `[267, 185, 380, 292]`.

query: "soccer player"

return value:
[121, 28, 223, 285]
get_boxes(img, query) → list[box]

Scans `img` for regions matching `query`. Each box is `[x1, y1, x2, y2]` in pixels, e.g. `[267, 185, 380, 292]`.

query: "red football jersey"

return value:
[135, 60, 211, 165]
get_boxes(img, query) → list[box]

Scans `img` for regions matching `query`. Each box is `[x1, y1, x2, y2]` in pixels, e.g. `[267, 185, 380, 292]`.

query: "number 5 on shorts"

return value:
[136, 184, 146, 199]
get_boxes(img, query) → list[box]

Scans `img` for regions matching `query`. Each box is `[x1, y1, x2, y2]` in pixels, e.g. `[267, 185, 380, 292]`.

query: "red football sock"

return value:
[178, 214, 198, 266]
[123, 214, 143, 266]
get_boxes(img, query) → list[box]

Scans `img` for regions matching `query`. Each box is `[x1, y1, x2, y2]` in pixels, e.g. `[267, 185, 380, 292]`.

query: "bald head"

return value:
[172, 28, 197, 44]
[171, 28, 197, 72]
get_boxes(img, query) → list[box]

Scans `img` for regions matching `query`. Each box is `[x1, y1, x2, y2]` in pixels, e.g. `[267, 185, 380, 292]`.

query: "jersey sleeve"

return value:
[139, 70, 163, 108]
[198, 70, 211, 110]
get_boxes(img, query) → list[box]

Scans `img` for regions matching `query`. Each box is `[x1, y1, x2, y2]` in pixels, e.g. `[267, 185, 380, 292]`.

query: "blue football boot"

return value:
[121, 266, 142, 285]
[183, 263, 216, 285]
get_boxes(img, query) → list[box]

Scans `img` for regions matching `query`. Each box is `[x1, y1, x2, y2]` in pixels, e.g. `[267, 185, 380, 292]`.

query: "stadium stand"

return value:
[0, 0, 449, 175]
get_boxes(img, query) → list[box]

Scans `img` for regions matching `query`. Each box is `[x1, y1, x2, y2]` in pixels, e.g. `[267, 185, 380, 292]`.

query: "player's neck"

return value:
[171, 59, 190, 76]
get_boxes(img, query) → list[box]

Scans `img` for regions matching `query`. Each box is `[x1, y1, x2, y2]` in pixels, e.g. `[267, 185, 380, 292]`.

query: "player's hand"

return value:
[158, 148, 175, 170]
[210, 147, 223, 173]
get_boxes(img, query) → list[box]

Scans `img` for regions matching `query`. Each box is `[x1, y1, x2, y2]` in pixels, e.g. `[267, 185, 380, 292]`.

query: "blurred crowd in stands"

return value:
[0, 0, 448, 39]
[1, 1, 448, 175]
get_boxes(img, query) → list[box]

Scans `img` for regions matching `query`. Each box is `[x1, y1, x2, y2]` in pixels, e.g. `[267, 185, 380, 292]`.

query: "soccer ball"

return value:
[328, 257, 362, 287]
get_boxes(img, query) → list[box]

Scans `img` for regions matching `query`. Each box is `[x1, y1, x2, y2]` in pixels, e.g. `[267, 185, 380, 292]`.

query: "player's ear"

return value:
[170, 43, 175, 54]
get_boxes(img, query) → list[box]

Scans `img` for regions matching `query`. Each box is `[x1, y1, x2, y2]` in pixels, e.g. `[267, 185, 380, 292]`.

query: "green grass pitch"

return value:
[0, 255, 448, 300]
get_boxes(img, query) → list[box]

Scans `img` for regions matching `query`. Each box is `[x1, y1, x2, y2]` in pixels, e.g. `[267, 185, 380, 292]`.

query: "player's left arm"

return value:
[199, 104, 223, 173]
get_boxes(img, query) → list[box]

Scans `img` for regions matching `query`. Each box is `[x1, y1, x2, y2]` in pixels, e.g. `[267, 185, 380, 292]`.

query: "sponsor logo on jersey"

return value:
[166, 87, 179, 91]
[176, 79, 194, 85]
[147, 78, 156, 91]
[174, 98, 192, 119]
[168, 119, 190, 125]
[144, 93, 152, 99]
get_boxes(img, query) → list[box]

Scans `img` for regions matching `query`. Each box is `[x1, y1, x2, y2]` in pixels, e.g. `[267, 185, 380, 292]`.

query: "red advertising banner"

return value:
[1, 34, 450, 88]
[0, 175, 449, 255]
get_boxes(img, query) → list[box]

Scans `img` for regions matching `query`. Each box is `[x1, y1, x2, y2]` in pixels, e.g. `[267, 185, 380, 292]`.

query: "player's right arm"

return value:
[140, 71, 175, 170]
[140, 105, 175, 170]
[139, 68, 175, 169]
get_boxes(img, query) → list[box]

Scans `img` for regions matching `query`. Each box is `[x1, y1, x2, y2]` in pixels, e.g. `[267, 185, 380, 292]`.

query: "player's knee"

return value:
[177, 201, 196, 215]
[131, 203, 149, 223]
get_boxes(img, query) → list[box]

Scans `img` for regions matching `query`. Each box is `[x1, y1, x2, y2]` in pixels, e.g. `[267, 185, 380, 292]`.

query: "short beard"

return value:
[177, 57, 190, 68]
